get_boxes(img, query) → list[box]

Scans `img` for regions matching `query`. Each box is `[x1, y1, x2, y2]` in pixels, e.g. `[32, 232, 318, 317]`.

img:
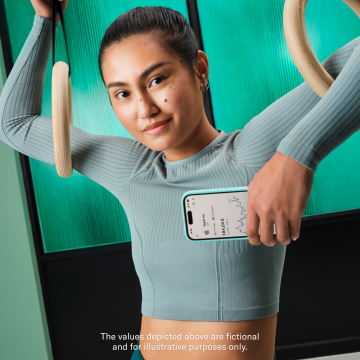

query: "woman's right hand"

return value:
[30, 0, 68, 23]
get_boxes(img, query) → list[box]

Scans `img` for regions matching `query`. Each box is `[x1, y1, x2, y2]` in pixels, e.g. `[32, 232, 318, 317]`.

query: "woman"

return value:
[1, 0, 360, 359]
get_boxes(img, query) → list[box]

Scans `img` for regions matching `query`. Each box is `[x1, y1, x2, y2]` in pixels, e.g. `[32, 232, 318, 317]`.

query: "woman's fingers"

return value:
[251, 215, 300, 246]
[245, 152, 313, 247]
[246, 203, 261, 246]
[274, 215, 291, 245]
[32, 0, 68, 21]
[289, 216, 301, 241]
[260, 217, 277, 246]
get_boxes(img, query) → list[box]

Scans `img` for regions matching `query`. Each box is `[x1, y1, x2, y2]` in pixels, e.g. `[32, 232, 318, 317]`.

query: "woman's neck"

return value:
[162, 115, 220, 162]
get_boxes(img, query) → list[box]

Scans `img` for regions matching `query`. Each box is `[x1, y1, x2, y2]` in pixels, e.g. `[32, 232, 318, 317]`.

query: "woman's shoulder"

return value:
[213, 129, 242, 153]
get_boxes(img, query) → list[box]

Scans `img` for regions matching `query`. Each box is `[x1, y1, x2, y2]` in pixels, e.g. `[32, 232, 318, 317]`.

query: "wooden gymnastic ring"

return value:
[52, 61, 73, 178]
[283, 0, 360, 98]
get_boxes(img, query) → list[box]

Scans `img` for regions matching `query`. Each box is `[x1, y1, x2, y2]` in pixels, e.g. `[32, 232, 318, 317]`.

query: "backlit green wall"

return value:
[198, 0, 360, 216]
[3, 0, 360, 253]
[0, 37, 52, 360]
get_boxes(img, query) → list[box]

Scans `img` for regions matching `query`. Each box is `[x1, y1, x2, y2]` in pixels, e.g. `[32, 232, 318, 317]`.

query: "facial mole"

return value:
[164, 99, 167, 102]
[180, 59, 183, 62]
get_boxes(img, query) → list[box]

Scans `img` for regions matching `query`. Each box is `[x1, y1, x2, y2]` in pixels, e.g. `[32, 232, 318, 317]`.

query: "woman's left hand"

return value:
[246, 151, 314, 246]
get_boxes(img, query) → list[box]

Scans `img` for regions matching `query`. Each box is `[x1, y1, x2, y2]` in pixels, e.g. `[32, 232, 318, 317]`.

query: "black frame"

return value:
[1, 0, 360, 359]
[186, 0, 215, 128]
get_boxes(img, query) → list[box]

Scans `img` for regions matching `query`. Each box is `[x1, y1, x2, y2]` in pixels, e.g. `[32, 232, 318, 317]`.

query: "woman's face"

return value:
[101, 32, 209, 152]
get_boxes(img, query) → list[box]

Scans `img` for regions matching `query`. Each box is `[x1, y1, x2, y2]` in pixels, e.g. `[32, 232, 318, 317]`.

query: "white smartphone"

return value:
[181, 186, 276, 242]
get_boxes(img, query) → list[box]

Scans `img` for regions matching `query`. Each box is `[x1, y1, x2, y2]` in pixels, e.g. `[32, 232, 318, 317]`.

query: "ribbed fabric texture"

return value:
[1, 15, 360, 321]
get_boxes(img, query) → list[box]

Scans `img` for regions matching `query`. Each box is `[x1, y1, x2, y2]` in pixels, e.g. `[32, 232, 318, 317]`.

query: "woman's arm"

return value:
[234, 35, 360, 173]
[234, 35, 360, 247]
[0, 15, 157, 195]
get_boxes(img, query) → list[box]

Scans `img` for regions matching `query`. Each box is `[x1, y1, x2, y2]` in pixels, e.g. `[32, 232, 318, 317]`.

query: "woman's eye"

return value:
[116, 91, 130, 99]
[150, 77, 163, 87]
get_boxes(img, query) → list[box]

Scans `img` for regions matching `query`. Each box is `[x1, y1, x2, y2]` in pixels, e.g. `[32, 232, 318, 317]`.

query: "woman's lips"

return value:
[145, 118, 172, 135]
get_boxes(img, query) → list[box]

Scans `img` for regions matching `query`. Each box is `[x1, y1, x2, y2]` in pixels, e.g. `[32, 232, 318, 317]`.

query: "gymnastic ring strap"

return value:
[52, 0, 71, 78]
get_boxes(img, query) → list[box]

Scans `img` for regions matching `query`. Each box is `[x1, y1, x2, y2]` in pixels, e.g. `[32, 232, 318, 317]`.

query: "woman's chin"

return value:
[144, 124, 178, 151]
[143, 136, 174, 152]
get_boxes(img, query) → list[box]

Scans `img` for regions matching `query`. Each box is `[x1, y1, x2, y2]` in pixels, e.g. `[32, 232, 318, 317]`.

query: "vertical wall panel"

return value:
[197, 0, 360, 216]
[0, 36, 52, 360]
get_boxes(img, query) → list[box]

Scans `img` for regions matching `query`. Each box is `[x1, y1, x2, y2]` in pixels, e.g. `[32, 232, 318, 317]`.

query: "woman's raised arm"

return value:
[0, 15, 157, 196]
[233, 35, 360, 173]
[233, 35, 360, 247]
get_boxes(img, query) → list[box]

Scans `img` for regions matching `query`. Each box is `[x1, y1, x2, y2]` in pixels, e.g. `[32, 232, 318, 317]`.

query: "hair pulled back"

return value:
[98, 6, 206, 103]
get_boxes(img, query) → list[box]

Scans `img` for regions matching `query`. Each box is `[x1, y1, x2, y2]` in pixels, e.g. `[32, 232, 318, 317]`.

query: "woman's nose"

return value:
[137, 93, 159, 120]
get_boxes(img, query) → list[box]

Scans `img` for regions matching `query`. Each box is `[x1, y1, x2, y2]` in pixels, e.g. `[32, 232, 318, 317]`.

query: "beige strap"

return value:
[52, 61, 73, 178]
[283, 0, 360, 98]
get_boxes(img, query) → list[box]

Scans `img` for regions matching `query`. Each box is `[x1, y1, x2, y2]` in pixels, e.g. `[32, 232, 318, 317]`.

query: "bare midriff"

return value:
[139, 313, 277, 360]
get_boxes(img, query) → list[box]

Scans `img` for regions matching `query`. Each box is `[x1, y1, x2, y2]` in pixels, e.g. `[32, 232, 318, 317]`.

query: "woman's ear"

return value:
[196, 50, 209, 89]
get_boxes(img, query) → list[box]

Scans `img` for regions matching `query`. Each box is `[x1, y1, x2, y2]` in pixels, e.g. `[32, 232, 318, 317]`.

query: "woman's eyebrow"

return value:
[106, 61, 171, 89]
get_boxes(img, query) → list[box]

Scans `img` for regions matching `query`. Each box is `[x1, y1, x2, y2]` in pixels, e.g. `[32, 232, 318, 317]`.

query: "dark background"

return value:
[38, 215, 360, 360]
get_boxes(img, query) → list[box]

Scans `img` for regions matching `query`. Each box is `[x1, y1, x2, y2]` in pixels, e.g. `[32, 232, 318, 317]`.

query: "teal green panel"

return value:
[4, 0, 188, 252]
[198, 0, 360, 216]
[0, 37, 52, 360]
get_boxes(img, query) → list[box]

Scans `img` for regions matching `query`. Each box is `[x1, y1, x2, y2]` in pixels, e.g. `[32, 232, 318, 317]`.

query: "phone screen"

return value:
[183, 190, 276, 241]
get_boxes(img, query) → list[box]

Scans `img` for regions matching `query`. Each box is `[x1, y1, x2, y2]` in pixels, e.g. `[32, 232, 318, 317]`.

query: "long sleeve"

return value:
[233, 35, 360, 173]
[0, 15, 157, 196]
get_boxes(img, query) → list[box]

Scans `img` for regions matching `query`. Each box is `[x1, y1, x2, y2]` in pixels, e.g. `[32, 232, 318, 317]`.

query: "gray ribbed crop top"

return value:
[1, 15, 360, 321]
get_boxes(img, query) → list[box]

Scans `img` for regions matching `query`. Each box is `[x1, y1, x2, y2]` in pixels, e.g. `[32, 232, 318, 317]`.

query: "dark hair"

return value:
[98, 6, 206, 105]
